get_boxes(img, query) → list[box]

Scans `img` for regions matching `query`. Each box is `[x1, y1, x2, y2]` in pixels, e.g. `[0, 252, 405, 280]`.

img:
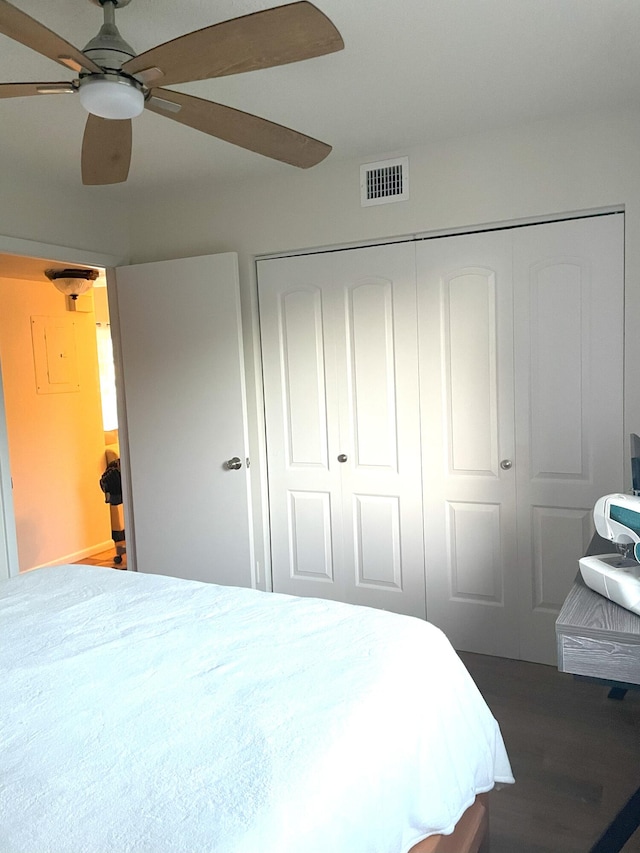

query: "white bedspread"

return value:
[0, 565, 513, 853]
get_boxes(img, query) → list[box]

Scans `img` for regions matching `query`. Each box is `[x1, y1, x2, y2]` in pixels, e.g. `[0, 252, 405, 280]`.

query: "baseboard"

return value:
[26, 540, 115, 572]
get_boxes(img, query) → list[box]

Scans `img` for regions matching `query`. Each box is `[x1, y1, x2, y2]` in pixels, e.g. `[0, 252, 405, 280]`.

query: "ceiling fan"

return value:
[0, 0, 344, 185]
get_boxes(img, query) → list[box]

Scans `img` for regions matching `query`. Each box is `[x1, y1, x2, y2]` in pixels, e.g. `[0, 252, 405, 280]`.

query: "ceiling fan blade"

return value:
[0, 1, 102, 73]
[81, 114, 132, 185]
[146, 88, 331, 169]
[0, 81, 75, 98]
[123, 1, 343, 87]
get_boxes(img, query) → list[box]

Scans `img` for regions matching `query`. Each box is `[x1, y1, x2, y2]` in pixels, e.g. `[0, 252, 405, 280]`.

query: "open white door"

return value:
[113, 253, 254, 587]
[0, 363, 18, 581]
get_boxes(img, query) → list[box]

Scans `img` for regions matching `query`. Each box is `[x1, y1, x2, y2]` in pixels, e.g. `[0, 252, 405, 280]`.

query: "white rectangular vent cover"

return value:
[360, 156, 409, 206]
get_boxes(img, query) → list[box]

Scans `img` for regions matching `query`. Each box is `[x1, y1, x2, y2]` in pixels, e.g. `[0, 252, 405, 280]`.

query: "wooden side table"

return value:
[556, 556, 640, 853]
[556, 571, 640, 687]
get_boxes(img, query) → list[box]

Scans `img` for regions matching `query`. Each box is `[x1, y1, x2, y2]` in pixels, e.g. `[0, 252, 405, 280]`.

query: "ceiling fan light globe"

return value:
[79, 76, 144, 119]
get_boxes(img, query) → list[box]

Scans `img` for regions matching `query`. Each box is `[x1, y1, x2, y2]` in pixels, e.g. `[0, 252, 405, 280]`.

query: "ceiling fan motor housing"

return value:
[89, 0, 132, 8]
[82, 12, 137, 72]
[79, 0, 145, 119]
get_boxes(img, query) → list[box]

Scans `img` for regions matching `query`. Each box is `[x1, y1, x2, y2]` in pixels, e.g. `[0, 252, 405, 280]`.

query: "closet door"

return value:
[258, 252, 345, 601]
[258, 243, 426, 618]
[417, 231, 520, 657]
[418, 215, 624, 664]
[513, 215, 624, 664]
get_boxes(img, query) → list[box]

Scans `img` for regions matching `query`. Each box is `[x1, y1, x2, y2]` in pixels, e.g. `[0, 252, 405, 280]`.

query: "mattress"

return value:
[0, 565, 513, 853]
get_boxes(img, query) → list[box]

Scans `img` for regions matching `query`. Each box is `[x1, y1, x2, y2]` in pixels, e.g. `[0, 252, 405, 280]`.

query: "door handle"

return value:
[500, 459, 513, 470]
[337, 454, 348, 463]
[226, 457, 243, 470]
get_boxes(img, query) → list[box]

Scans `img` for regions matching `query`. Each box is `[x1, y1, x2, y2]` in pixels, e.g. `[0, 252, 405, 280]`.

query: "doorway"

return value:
[0, 252, 122, 572]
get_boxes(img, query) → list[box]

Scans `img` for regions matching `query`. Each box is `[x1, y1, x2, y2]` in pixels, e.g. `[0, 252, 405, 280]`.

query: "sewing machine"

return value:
[578, 493, 640, 617]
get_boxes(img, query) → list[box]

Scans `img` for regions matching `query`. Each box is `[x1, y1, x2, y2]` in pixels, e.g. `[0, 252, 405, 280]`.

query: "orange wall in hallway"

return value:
[0, 276, 111, 570]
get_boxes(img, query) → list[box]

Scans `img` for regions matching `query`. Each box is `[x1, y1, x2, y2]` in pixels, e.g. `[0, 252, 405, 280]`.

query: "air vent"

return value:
[360, 156, 409, 206]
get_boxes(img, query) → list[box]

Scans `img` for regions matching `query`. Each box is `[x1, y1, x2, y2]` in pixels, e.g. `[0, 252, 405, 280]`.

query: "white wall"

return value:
[0, 167, 130, 260]
[2, 106, 636, 583]
[125, 106, 640, 584]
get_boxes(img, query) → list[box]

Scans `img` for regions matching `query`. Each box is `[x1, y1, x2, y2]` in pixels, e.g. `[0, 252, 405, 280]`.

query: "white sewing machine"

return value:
[579, 493, 640, 616]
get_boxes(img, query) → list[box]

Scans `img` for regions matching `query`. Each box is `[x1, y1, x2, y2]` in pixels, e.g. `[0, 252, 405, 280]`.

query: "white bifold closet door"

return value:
[512, 216, 624, 662]
[259, 214, 623, 663]
[417, 214, 624, 664]
[417, 229, 521, 658]
[258, 243, 426, 618]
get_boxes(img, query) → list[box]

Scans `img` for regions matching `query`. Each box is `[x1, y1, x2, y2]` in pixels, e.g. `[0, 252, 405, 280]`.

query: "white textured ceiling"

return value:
[1, 0, 639, 195]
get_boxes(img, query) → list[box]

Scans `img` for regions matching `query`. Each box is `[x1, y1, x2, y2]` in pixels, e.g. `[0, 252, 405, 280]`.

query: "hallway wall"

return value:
[0, 276, 111, 570]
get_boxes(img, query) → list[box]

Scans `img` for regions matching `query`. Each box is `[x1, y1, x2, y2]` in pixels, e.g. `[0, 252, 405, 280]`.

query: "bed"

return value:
[0, 565, 513, 853]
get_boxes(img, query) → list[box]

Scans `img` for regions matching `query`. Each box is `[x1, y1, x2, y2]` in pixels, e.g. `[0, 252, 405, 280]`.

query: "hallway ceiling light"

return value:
[45, 268, 99, 299]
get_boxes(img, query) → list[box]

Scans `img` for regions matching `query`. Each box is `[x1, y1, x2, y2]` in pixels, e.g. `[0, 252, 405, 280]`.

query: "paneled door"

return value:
[113, 253, 255, 588]
[512, 216, 624, 663]
[258, 243, 426, 618]
[417, 229, 520, 658]
[417, 214, 624, 663]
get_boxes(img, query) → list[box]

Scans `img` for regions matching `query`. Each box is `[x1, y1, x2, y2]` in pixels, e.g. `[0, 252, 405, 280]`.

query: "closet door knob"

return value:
[500, 459, 513, 470]
[226, 457, 242, 470]
[337, 454, 348, 463]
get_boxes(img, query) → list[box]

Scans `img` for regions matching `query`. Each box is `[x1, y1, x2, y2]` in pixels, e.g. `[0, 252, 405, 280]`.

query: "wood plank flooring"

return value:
[460, 652, 640, 853]
[74, 546, 126, 570]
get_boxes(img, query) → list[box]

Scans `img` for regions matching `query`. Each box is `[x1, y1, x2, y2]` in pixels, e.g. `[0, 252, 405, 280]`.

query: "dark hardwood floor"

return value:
[74, 546, 126, 570]
[461, 652, 640, 853]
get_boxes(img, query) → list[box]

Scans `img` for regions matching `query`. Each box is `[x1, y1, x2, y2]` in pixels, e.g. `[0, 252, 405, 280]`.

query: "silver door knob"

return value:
[500, 459, 513, 470]
[226, 457, 242, 470]
[337, 454, 348, 463]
